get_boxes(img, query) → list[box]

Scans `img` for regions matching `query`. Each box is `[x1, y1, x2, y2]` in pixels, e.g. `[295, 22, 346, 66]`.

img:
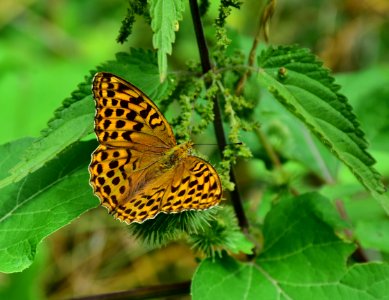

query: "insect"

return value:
[89, 72, 222, 224]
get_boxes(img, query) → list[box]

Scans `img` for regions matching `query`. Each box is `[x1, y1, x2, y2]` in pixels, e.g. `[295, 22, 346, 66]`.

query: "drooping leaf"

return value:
[321, 183, 389, 255]
[192, 193, 389, 299]
[257, 46, 388, 213]
[255, 91, 340, 183]
[149, 0, 185, 81]
[117, 1, 149, 43]
[0, 140, 98, 273]
[0, 242, 46, 299]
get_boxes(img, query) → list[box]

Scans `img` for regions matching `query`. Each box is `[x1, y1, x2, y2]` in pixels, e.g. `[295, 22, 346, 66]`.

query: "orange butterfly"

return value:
[89, 72, 222, 224]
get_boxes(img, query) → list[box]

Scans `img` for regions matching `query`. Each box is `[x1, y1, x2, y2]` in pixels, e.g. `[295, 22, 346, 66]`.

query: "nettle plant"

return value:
[1, 1, 389, 299]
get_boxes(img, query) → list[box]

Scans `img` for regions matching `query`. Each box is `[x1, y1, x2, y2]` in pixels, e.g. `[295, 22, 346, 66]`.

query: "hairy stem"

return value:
[188, 0, 249, 232]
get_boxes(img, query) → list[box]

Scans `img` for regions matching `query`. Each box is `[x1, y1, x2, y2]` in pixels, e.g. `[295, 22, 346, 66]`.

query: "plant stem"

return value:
[335, 200, 368, 263]
[188, 0, 211, 72]
[188, 0, 249, 232]
[70, 281, 190, 300]
[255, 127, 282, 170]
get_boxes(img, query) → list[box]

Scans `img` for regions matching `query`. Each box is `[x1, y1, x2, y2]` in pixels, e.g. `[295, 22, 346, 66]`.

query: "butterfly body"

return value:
[159, 141, 193, 169]
[89, 72, 222, 224]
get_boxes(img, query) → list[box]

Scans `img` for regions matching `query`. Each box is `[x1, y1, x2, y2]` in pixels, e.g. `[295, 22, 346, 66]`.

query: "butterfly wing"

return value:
[92, 72, 176, 151]
[89, 145, 165, 212]
[161, 156, 222, 212]
[112, 156, 222, 224]
[90, 72, 177, 213]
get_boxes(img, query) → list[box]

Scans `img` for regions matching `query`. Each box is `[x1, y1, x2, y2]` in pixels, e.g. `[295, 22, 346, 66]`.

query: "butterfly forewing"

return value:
[92, 72, 176, 150]
[89, 72, 222, 224]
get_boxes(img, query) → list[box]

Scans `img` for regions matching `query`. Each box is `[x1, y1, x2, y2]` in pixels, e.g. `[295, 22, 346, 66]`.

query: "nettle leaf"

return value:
[0, 82, 94, 188]
[337, 67, 389, 152]
[0, 138, 35, 181]
[192, 193, 389, 299]
[99, 49, 175, 101]
[257, 46, 389, 214]
[321, 183, 389, 254]
[0, 140, 98, 273]
[149, 0, 184, 81]
[0, 48, 175, 189]
[355, 219, 389, 253]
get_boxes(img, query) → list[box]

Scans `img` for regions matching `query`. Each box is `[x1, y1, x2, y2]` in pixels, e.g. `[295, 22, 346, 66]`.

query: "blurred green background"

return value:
[1, 0, 388, 299]
[2, 0, 388, 145]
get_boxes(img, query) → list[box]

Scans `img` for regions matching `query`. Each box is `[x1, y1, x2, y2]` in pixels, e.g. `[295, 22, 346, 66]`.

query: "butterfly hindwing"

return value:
[111, 156, 222, 224]
[162, 156, 222, 211]
[89, 145, 165, 213]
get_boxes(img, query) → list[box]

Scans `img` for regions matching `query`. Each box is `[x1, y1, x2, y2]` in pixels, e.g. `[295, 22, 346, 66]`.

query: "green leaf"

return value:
[1, 96, 94, 188]
[192, 193, 389, 299]
[321, 183, 389, 254]
[99, 49, 175, 101]
[149, 0, 184, 81]
[0, 242, 46, 299]
[0, 138, 35, 181]
[257, 45, 388, 214]
[355, 219, 389, 253]
[0, 48, 175, 189]
[0, 140, 98, 273]
[255, 91, 339, 183]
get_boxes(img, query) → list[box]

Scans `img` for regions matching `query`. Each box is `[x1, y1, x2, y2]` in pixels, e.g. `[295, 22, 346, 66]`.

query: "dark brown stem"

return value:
[69, 281, 190, 300]
[255, 128, 282, 170]
[335, 200, 369, 263]
[188, 0, 249, 232]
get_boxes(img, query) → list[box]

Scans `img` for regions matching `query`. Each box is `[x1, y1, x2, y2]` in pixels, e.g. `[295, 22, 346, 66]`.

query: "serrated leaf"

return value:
[0, 138, 35, 181]
[0, 140, 98, 273]
[2, 98, 95, 187]
[100, 49, 175, 100]
[336, 67, 389, 152]
[257, 46, 388, 214]
[192, 193, 389, 299]
[0, 48, 175, 189]
[149, 0, 184, 81]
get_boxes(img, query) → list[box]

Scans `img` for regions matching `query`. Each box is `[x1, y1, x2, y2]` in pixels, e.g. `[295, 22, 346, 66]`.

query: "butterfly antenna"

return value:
[194, 142, 243, 146]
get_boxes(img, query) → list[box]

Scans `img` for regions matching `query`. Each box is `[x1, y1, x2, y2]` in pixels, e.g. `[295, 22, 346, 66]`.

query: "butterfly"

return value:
[89, 72, 222, 224]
